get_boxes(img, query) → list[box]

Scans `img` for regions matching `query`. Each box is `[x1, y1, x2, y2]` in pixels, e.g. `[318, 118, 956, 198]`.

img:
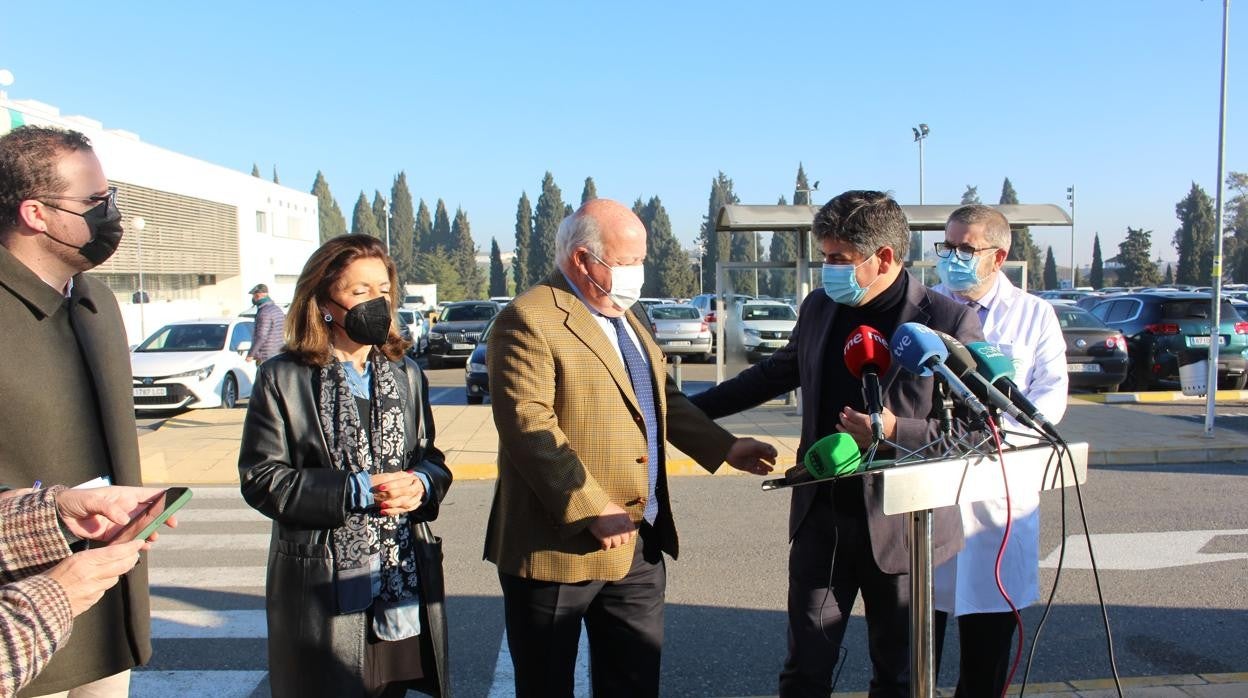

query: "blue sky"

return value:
[2, 1, 1241, 270]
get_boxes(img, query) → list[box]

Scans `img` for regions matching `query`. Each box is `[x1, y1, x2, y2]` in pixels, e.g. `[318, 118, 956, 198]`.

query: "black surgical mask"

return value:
[333, 296, 392, 346]
[42, 197, 125, 266]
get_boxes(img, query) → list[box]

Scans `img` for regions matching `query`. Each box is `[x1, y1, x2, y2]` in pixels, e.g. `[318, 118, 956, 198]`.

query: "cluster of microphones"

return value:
[767, 322, 1064, 490]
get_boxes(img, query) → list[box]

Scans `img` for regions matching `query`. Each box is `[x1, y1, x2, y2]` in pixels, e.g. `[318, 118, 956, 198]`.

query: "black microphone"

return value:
[931, 330, 1044, 434]
[844, 325, 891, 441]
[890, 322, 989, 421]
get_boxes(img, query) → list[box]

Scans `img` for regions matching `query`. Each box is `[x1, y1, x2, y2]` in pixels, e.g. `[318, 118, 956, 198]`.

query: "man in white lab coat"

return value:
[931, 204, 1068, 696]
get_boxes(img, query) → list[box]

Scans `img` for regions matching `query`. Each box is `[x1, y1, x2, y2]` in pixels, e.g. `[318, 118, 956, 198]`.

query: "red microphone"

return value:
[844, 326, 891, 442]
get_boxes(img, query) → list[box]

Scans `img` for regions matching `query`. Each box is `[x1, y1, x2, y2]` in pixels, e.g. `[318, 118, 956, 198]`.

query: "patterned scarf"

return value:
[317, 352, 419, 607]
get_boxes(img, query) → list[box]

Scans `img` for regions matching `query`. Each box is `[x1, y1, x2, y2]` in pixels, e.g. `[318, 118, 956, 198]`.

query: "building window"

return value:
[256, 211, 268, 234]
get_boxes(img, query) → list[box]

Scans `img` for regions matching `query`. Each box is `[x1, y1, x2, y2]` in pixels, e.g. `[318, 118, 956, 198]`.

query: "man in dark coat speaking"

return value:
[0, 125, 152, 697]
[691, 190, 984, 697]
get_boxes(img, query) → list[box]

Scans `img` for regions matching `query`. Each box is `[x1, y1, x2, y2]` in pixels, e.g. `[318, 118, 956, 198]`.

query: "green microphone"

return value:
[803, 432, 864, 479]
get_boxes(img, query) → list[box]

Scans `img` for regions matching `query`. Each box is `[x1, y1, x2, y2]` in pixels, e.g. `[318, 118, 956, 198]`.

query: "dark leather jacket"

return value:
[239, 353, 452, 697]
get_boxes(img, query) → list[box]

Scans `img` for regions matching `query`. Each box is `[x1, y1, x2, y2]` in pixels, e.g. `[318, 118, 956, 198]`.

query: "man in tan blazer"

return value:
[485, 198, 777, 697]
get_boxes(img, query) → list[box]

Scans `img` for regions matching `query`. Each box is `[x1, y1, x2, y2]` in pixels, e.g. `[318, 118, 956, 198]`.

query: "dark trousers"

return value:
[933, 609, 1019, 697]
[498, 525, 666, 698]
[779, 497, 910, 698]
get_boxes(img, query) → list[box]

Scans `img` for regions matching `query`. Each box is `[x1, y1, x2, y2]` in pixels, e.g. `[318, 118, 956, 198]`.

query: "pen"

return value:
[32, 480, 41, 490]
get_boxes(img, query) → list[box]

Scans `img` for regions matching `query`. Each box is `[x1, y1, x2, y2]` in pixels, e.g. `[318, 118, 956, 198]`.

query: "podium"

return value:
[878, 441, 1089, 698]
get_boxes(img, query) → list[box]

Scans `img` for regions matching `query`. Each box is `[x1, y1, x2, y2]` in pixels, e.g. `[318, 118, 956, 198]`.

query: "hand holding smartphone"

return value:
[103, 487, 193, 545]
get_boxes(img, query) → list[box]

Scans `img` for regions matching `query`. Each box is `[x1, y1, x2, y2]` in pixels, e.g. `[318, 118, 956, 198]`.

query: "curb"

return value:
[1075, 389, 1248, 404]
[827, 672, 1248, 696]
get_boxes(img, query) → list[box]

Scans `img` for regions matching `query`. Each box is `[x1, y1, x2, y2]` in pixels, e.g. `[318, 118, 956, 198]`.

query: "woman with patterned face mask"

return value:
[238, 234, 452, 698]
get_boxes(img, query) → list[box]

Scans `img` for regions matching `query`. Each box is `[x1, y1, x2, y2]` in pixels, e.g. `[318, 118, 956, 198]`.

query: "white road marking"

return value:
[152, 533, 270, 551]
[150, 566, 267, 588]
[151, 609, 267, 639]
[486, 625, 591, 697]
[131, 670, 265, 697]
[180, 487, 247, 500]
[173, 508, 270, 524]
[1041, 529, 1248, 570]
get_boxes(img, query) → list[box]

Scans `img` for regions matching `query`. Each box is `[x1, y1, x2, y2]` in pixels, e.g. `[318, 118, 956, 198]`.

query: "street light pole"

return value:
[911, 124, 930, 262]
[384, 198, 391, 251]
[1067, 185, 1076, 288]
[132, 216, 146, 338]
[1205, 0, 1230, 437]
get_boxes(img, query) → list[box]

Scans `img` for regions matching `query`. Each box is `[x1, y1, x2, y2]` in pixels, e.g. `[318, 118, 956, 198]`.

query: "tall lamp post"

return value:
[131, 216, 146, 338]
[384, 197, 391, 251]
[911, 123, 930, 261]
[1205, 0, 1230, 437]
[1067, 185, 1076, 288]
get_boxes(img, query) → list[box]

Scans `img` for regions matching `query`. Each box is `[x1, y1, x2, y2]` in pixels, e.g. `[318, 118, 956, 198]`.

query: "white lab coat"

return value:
[933, 274, 1068, 615]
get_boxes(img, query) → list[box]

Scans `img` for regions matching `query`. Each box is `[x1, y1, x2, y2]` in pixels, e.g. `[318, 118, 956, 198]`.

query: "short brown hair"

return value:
[0, 126, 94, 235]
[946, 204, 1012, 251]
[285, 235, 410, 366]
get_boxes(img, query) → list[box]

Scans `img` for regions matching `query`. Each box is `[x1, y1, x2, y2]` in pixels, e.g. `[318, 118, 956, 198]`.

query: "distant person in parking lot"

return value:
[0, 125, 155, 696]
[931, 204, 1067, 696]
[246, 282, 285, 364]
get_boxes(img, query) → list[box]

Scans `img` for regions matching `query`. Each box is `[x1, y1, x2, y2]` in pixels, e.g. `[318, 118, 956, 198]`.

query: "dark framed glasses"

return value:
[35, 186, 118, 210]
[934, 241, 998, 262]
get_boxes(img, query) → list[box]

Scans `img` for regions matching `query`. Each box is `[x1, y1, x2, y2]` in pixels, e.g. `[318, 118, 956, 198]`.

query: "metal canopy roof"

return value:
[715, 204, 1072, 232]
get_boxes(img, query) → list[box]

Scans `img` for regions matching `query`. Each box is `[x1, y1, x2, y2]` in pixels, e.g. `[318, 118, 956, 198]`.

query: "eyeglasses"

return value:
[34, 186, 117, 211]
[934, 241, 998, 262]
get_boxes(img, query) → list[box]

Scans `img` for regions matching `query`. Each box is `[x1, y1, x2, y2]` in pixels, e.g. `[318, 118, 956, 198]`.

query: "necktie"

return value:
[967, 299, 987, 325]
[609, 316, 659, 524]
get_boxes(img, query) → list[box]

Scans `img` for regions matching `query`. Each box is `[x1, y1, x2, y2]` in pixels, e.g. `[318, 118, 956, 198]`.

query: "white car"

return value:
[130, 318, 258, 410]
[737, 300, 797, 362]
[397, 308, 429, 356]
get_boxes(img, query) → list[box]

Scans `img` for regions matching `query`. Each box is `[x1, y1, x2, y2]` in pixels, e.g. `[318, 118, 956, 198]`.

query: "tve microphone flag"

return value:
[844, 325, 891, 441]
[890, 322, 989, 419]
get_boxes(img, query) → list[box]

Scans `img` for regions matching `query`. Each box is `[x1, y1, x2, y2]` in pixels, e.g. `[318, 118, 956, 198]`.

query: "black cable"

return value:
[1068, 441, 1124, 696]
[1020, 440, 1067, 695]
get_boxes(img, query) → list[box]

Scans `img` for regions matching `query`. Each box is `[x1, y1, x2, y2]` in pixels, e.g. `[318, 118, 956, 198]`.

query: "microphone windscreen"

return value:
[931, 330, 977, 378]
[803, 432, 863, 480]
[967, 342, 1016, 383]
[844, 325, 892, 379]
[890, 322, 948, 377]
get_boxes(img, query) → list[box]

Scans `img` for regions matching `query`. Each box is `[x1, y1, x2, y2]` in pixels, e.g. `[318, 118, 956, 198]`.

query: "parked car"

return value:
[737, 300, 797, 362]
[1037, 289, 1101, 303]
[637, 297, 674, 313]
[647, 304, 712, 362]
[690, 292, 754, 350]
[130, 317, 257, 410]
[397, 307, 429, 357]
[1049, 303, 1130, 392]
[1087, 292, 1248, 391]
[427, 300, 501, 369]
[464, 317, 494, 404]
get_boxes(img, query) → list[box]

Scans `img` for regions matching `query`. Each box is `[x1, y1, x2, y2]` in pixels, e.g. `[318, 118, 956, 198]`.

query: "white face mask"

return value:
[586, 251, 645, 310]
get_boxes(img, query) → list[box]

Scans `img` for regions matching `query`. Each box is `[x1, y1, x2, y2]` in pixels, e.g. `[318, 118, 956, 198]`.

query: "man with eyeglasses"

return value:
[930, 204, 1067, 697]
[0, 126, 153, 698]
[691, 190, 984, 697]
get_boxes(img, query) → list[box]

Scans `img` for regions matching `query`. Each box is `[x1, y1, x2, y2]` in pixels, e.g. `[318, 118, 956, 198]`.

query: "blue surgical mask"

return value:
[936, 254, 983, 292]
[822, 253, 879, 306]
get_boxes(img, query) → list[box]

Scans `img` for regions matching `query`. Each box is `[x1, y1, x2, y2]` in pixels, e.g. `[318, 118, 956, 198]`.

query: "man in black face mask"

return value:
[0, 126, 154, 698]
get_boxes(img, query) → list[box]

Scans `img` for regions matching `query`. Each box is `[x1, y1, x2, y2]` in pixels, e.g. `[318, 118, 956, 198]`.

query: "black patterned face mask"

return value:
[333, 296, 392, 346]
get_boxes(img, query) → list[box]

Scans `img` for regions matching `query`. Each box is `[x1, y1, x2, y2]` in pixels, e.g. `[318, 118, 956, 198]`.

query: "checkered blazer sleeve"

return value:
[0, 488, 75, 696]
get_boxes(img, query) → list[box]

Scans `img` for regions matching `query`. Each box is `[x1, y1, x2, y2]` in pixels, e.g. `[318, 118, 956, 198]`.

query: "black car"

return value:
[1051, 303, 1129, 391]
[426, 301, 501, 369]
[1087, 292, 1248, 391]
[464, 318, 494, 404]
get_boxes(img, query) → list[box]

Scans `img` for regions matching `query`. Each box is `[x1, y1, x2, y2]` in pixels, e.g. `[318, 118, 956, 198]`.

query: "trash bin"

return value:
[1178, 351, 1209, 397]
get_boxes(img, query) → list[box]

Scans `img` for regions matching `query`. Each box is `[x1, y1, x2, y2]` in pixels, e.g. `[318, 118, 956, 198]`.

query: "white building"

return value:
[1, 97, 320, 344]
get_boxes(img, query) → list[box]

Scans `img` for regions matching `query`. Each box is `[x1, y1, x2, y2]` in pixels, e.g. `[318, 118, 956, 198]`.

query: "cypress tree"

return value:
[311, 171, 347, 243]
[1118, 227, 1162, 286]
[372, 191, 389, 244]
[961, 185, 981, 205]
[251, 163, 261, 178]
[272, 165, 280, 184]
[411, 253, 464, 302]
[489, 238, 508, 297]
[513, 192, 532, 292]
[431, 199, 452, 252]
[633, 196, 695, 299]
[698, 172, 738, 294]
[390, 173, 416, 279]
[415, 200, 433, 256]
[452, 207, 483, 298]
[351, 192, 381, 239]
[1164, 264, 1175, 286]
[1227, 173, 1248, 282]
[1000, 177, 1043, 291]
[1172, 182, 1215, 285]
[769, 194, 799, 298]
[581, 177, 598, 205]
[1090, 234, 1105, 289]
[529, 172, 564, 286]
[1043, 246, 1059, 290]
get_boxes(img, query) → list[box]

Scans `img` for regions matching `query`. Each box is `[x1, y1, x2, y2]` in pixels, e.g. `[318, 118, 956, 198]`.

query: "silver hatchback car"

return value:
[647, 304, 712, 362]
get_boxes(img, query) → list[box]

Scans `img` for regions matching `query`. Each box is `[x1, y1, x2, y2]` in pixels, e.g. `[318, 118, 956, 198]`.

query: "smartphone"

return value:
[105, 487, 193, 544]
